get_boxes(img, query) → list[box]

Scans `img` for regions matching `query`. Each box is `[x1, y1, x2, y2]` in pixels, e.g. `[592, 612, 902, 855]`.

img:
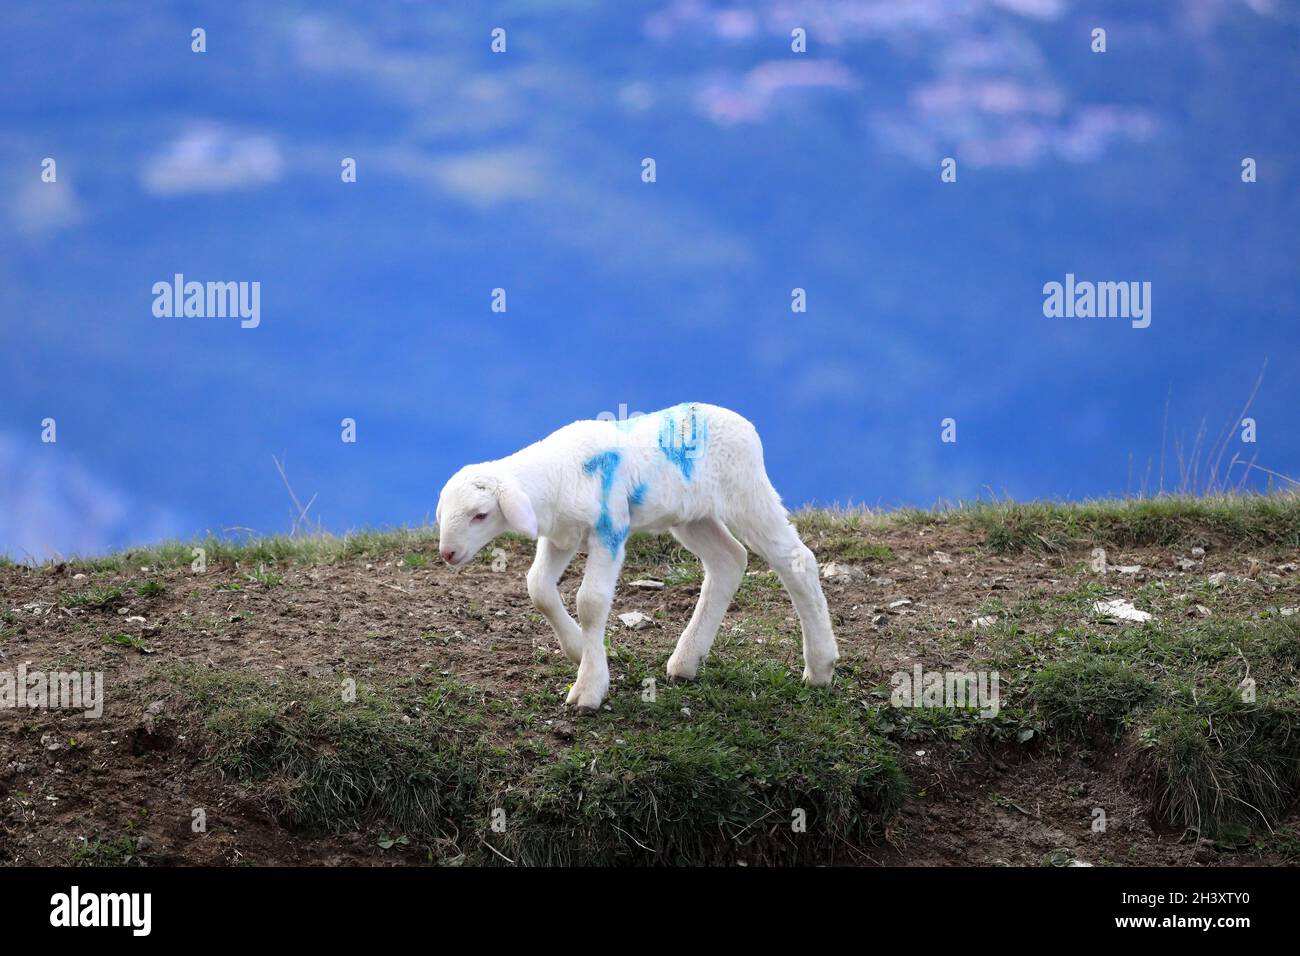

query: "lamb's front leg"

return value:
[526, 537, 583, 663]
[566, 541, 624, 712]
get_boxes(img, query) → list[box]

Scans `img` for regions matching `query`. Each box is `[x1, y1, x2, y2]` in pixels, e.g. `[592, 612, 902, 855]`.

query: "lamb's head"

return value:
[435, 465, 538, 567]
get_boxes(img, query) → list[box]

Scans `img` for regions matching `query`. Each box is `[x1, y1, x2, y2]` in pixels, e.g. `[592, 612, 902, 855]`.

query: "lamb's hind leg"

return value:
[666, 518, 747, 681]
[526, 537, 583, 664]
[733, 498, 839, 686]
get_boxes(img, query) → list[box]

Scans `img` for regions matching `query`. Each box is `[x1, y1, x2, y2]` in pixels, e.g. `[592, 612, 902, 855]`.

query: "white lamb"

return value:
[435, 403, 839, 711]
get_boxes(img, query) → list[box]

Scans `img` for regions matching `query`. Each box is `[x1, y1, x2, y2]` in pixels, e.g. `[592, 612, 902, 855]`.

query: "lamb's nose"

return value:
[441, 549, 457, 564]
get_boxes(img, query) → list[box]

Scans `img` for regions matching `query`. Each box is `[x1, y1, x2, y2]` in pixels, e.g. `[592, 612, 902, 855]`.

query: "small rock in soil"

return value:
[821, 562, 865, 581]
[142, 700, 165, 735]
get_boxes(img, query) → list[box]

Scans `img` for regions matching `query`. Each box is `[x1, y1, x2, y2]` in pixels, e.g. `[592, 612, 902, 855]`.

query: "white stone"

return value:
[1093, 599, 1152, 623]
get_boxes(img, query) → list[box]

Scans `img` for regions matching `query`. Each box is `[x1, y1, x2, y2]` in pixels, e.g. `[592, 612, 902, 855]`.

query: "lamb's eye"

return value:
[471, 512, 488, 522]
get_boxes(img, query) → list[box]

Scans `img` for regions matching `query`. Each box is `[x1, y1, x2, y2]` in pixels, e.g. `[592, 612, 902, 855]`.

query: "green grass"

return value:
[160, 650, 1050, 865]
[164, 667, 492, 849]
[1029, 657, 1156, 736]
[1133, 694, 1300, 836]
[792, 508, 898, 535]
[26, 527, 447, 573]
[163, 653, 912, 865]
[72, 834, 147, 867]
[623, 532, 692, 570]
[661, 564, 704, 588]
[732, 572, 784, 609]
[150, 603, 1300, 856]
[1259, 823, 1300, 862]
[60, 585, 125, 609]
[502, 654, 908, 865]
[105, 633, 151, 652]
[1000, 614, 1300, 836]
[816, 537, 894, 562]
[245, 566, 285, 588]
[971, 494, 1300, 554]
[7, 494, 1297, 571]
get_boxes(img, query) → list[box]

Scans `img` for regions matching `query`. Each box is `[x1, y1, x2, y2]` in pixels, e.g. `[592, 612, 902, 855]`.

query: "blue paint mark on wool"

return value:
[584, 451, 630, 555]
[583, 451, 620, 493]
[593, 513, 628, 556]
[657, 404, 707, 480]
[628, 482, 648, 508]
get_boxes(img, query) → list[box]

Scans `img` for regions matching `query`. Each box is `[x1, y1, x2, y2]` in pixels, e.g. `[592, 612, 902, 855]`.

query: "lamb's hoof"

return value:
[802, 664, 836, 688]
[565, 695, 605, 715]
[665, 653, 700, 682]
[564, 680, 608, 712]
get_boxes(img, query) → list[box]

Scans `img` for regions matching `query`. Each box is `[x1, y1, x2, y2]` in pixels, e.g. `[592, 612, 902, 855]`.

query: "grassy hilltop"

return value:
[2, 495, 1299, 866]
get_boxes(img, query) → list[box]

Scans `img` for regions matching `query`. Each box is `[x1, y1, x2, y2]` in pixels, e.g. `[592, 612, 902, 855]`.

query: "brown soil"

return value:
[2, 520, 1296, 866]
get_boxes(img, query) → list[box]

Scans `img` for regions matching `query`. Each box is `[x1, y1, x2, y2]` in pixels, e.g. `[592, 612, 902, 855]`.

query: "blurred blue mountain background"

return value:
[2, 0, 1297, 559]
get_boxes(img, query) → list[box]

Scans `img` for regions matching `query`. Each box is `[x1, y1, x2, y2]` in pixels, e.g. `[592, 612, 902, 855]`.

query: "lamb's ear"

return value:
[496, 473, 538, 538]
